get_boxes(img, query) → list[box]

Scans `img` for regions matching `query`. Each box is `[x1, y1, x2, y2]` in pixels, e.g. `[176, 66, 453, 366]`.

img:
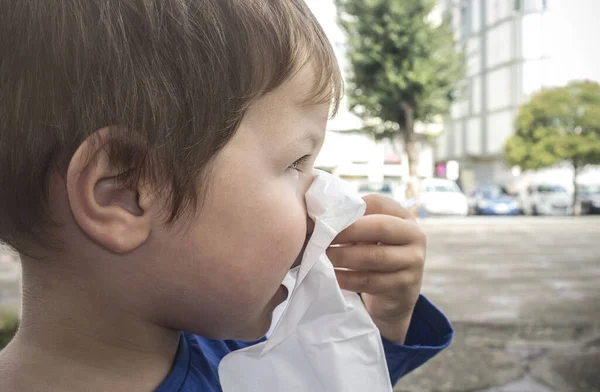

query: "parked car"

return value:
[579, 184, 600, 215]
[420, 178, 468, 216]
[357, 182, 394, 199]
[520, 184, 572, 216]
[468, 184, 521, 215]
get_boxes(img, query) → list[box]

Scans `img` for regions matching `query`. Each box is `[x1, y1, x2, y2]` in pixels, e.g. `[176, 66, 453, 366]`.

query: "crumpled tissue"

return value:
[219, 170, 393, 392]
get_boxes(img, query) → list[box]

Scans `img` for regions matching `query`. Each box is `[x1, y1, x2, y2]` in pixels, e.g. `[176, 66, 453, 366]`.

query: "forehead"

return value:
[242, 66, 330, 141]
[267, 65, 329, 111]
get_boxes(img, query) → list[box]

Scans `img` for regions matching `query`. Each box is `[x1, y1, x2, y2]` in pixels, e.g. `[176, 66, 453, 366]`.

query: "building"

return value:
[435, 0, 600, 190]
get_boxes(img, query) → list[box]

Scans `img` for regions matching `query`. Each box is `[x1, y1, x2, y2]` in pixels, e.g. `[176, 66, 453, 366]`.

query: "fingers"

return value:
[335, 269, 422, 296]
[328, 194, 426, 296]
[331, 214, 425, 246]
[327, 244, 424, 273]
[363, 194, 416, 221]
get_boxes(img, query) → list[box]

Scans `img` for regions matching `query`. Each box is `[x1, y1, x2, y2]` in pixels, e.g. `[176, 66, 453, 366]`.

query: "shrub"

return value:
[0, 312, 19, 349]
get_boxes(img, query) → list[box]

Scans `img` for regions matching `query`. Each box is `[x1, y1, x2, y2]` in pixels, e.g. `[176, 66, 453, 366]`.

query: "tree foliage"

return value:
[335, 0, 464, 199]
[505, 80, 600, 172]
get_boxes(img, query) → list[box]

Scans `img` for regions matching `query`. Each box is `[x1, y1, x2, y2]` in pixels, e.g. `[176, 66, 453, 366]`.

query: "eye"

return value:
[288, 155, 312, 172]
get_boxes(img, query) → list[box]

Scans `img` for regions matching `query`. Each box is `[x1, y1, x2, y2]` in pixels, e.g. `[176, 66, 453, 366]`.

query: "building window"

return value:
[488, 0, 511, 26]
[471, 0, 481, 33]
[515, 0, 548, 12]
[493, 0, 500, 21]
[460, 1, 472, 38]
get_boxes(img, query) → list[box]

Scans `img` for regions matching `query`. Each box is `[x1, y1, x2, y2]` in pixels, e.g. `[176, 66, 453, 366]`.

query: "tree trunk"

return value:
[401, 101, 420, 215]
[572, 161, 579, 216]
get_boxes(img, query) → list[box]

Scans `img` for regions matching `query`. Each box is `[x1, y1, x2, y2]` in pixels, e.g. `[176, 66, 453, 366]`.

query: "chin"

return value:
[190, 322, 267, 342]
[235, 331, 268, 343]
[232, 310, 275, 342]
[242, 321, 272, 342]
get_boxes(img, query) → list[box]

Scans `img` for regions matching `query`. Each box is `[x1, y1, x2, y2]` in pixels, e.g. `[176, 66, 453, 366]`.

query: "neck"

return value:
[1, 256, 180, 392]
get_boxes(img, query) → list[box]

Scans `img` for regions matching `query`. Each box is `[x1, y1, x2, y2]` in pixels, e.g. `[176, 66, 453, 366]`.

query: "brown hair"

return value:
[0, 0, 342, 254]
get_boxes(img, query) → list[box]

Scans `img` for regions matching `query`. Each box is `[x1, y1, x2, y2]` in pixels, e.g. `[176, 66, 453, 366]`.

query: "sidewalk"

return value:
[2, 218, 600, 391]
[393, 217, 600, 392]
[394, 321, 600, 392]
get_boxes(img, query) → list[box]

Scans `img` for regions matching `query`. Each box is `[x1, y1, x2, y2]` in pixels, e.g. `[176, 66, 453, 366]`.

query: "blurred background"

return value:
[304, 1, 600, 391]
[1, 0, 599, 391]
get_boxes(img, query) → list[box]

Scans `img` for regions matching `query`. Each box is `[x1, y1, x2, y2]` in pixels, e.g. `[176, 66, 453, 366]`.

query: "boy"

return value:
[0, 1, 452, 391]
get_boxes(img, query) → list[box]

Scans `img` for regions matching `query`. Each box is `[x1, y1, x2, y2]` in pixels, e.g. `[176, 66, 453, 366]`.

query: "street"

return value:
[1, 217, 599, 391]
[397, 216, 600, 392]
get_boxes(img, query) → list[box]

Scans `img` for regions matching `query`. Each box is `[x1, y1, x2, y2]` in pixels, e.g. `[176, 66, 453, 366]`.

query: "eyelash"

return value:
[288, 155, 312, 172]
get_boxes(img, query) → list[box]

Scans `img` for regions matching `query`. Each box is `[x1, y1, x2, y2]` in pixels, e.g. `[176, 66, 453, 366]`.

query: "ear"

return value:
[66, 128, 153, 253]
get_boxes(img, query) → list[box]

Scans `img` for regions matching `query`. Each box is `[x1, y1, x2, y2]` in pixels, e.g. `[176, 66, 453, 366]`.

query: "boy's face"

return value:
[144, 67, 328, 340]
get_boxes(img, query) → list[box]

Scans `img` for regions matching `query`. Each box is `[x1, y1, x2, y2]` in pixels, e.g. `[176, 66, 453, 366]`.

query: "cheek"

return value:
[146, 159, 312, 337]
[260, 202, 307, 265]
[222, 172, 309, 267]
[234, 183, 307, 275]
[191, 178, 307, 323]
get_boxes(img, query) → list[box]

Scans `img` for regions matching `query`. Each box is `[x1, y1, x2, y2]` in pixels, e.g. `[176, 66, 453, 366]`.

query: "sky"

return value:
[547, 0, 600, 85]
[305, 0, 363, 132]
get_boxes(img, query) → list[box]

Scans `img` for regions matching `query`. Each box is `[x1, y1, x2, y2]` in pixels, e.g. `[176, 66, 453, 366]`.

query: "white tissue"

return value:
[218, 171, 393, 392]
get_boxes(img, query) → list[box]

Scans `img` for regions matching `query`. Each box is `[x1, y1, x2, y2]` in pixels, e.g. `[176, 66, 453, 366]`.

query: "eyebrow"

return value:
[283, 128, 323, 153]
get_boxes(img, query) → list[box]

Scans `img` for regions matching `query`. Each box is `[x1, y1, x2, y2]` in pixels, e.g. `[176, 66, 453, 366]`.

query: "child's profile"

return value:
[0, 1, 452, 391]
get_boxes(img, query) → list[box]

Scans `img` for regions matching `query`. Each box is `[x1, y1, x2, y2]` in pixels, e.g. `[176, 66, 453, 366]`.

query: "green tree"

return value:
[335, 0, 464, 202]
[505, 80, 600, 210]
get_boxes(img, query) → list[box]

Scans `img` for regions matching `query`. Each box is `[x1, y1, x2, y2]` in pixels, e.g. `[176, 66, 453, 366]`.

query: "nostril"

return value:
[306, 215, 315, 235]
[291, 234, 311, 269]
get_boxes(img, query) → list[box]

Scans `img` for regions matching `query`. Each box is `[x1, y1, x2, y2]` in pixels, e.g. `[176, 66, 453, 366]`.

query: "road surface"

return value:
[396, 216, 600, 392]
[1, 217, 599, 391]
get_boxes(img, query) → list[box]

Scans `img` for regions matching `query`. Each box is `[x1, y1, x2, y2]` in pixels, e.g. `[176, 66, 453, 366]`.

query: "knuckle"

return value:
[377, 217, 396, 238]
[364, 193, 387, 208]
[412, 271, 424, 286]
[397, 203, 411, 214]
[399, 271, 421, 288]
[412, 247, 426, 268]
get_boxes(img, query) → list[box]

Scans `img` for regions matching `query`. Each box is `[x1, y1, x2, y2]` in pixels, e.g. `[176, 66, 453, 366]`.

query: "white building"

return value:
[435, 0, 600, 190]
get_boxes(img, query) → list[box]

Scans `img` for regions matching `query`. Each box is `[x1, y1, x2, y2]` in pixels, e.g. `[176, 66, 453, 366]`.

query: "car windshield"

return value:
[538, 185, 567, 193]
[479, 185, 511, 199]
[359, 183, 392, 193]
[579, 185, 600, 195]
[422, 183, 460, 193]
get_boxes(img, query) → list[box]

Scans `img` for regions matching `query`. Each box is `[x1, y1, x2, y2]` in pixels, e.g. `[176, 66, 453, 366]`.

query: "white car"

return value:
[357, 182, 394, 199]
[420, 179, 469, 216]
[520, 184, 572, 216]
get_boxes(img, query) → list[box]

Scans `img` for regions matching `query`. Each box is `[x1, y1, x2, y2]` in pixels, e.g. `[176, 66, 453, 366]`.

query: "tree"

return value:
[505, 80, 600, 210]
[335, 0, 464, 203]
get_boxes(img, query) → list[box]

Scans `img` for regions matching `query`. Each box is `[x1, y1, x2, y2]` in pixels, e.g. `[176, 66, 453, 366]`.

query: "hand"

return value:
[327, 194, 426, 343]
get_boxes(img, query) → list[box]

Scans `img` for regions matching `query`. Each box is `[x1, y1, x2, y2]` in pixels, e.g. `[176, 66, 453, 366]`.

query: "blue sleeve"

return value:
[198, 295, 452, 387]
[382, 295, 453, 385]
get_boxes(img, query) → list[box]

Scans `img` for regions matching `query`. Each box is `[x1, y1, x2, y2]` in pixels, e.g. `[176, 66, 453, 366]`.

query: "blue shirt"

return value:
[156, 295, 452, 391]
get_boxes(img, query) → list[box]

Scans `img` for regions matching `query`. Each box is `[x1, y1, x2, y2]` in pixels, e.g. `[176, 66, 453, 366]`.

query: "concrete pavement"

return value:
[395, 216, 600, 392]
[1, 217, 599, 391]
